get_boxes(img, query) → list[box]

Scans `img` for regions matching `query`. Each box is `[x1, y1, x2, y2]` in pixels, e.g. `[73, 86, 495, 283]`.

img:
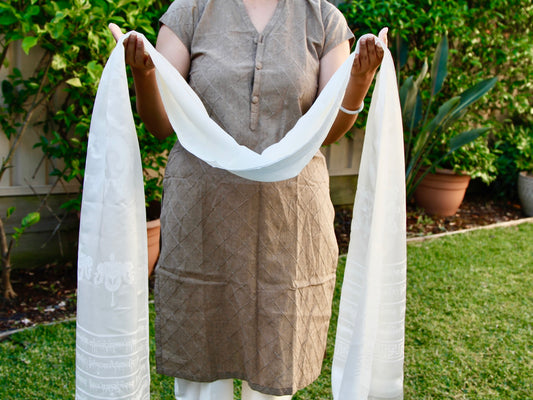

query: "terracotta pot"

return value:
[518, 171, 533, 217]
[147, 219, 161, 276]
[414, 169, 471, 216]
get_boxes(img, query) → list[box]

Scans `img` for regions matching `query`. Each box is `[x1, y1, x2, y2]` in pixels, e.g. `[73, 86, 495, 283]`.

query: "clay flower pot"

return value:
[414, 168, 471, 216]
[146, 219, 161, 276]
[518, 171, 533, 217]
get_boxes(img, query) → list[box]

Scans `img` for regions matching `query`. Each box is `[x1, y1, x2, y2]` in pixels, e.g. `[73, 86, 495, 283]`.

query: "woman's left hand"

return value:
[351, 28, 388, 79]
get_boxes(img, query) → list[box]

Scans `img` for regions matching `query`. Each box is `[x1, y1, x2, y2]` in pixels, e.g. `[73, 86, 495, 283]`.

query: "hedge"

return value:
[340, 0, 532, 195]
[1, 0, 530, 207]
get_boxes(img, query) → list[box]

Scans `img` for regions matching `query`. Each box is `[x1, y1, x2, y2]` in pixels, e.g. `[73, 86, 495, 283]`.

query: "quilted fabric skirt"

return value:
[154, 143, 338, 396]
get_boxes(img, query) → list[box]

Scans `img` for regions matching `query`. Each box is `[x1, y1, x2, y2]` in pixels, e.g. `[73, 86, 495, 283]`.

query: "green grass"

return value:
[1, 223, 531, 399]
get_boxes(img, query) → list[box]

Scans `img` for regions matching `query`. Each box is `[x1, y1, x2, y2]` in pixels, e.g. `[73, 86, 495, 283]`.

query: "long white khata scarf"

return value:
[76, 32, 406, 400]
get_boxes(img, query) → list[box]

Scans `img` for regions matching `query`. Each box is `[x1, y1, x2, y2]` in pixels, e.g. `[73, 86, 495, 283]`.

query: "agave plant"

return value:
[400, 35, 498, 200]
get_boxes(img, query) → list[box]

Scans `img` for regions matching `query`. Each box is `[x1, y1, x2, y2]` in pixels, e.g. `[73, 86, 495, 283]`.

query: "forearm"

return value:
[132, 68, 174, 141]
[323, 71, 374, 145]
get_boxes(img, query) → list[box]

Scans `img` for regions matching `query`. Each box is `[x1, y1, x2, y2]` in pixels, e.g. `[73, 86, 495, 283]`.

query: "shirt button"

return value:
[252, 96, 259, 104]
[256, 62, 263, 70]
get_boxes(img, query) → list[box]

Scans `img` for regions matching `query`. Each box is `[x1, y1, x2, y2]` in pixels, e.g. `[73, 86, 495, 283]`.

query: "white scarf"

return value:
[75, 32, 406, 400]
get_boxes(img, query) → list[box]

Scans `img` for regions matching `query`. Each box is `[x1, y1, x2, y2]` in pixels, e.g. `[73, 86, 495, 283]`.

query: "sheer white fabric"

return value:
[331, 42, 406, 400]
[75, 33, 150, 399]
[76, 32, 405, 399]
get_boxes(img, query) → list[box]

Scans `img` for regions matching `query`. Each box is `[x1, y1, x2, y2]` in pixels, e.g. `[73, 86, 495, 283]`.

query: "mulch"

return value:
[1, 192, 527, 334]
[1, 263, 77, 334]
[335, 192, 526, 253]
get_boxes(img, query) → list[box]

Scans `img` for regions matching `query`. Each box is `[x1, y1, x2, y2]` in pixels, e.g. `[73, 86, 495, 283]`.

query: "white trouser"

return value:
[174, 378, 293, 400]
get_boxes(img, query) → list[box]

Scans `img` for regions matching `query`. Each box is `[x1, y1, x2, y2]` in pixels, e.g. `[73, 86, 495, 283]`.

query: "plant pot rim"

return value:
[146, 219, 161, 228]
[519, 170, 533, 178]
[425, 168, 470, 177]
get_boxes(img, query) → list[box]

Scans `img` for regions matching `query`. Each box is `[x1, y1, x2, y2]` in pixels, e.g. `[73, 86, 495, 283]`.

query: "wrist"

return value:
[349, 69, 375, 87]
[339, 103, 364, 115]
[131, 66, 156, 79]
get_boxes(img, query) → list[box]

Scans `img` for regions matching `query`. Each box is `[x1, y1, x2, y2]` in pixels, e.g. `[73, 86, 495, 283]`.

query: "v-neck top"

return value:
[160, 0, 353, 152]
[237, 0, 284, 35]
[156, 0, 354, 395]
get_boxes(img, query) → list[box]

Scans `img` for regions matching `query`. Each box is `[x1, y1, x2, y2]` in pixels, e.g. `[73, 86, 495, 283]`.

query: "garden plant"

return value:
[0, 0, 175, 296]
[399, 35, 497, 199]
[340, 0, 532, 197]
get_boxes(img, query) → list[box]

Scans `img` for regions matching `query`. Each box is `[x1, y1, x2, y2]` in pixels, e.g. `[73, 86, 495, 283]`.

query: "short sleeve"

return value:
[159, 0, 203, 52]
[320, 1, 354, 57]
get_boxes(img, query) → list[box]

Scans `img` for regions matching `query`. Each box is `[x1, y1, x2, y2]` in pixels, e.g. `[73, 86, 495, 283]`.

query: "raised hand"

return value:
[351, 27, 388, 79]
[108, 23, 154, 73]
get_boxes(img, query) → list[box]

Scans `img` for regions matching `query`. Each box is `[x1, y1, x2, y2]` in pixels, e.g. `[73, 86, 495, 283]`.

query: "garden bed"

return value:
[1, 192, 526, 334]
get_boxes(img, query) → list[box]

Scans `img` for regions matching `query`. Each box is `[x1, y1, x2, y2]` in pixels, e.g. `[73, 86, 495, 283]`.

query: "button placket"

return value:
[250, 34, 265, 131]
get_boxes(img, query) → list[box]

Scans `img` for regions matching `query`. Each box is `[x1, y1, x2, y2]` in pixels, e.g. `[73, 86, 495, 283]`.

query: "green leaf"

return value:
[398, 76, 412, 109]
[51, 11, 66, 23]
[86, 60, 103, 81]
[423, 96, 461, 135]
[0, 13, 18, 26]
[75, 122, 89, 136]
[21, 212, 40, 228]
[430, 36, 448, 96]
[445, 77, 498, 126]
[52, 54, 68, 70]
[25, 5, 40, 18]
[414, 59, 428, 88]
[50, 21, 66, 39]
[458, 77, 498, 110]
[400, 76, 423, 134]
[59, 198, 81, 212]
[66, 77, 82, 87]
[1, 80, 14, 99]
[395, 34, 409, 69]
[22, 36, 39, 55]
[6, 207, 15, 218]
[449, 128, 491, 152]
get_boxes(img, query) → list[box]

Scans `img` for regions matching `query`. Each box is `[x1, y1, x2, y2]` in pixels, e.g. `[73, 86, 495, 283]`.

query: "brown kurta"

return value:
[154, 0, 353, 395]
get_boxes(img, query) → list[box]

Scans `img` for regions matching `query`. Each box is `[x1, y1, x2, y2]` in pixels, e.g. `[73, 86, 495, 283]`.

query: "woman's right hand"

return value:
[109, 23, 155, 73]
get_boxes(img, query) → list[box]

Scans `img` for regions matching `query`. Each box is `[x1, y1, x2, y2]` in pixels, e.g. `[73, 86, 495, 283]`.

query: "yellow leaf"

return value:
[66, 77, 82, 87]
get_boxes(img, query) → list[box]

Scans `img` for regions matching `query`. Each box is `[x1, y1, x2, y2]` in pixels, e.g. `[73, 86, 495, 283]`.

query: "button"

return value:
[256, 62, 263, 70]
[252, 96, 259, 104]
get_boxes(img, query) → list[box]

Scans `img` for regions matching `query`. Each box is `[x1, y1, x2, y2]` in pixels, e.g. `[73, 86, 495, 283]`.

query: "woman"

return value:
[110, 1, 386, 399]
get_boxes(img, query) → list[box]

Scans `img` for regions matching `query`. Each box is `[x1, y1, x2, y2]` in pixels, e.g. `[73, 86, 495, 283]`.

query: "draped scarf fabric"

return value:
[75, 32, 405, 400]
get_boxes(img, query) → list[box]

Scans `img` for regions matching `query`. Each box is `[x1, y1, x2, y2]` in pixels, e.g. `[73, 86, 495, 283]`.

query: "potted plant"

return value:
[514, 126, 533, 216]
[400, 35, 498, 216]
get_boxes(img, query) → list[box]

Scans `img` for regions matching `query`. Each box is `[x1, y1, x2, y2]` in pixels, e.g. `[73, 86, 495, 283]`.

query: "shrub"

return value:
[0, 0, 175, 213]
[340, 0, 532, 195]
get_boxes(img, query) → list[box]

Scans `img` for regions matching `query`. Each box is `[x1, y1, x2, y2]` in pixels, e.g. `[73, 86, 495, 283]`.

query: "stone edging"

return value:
[406, 217, 533, 243]
[0, 316, 76, 341]
[0, 300, 157, 340]
[2, 221, 532, 341]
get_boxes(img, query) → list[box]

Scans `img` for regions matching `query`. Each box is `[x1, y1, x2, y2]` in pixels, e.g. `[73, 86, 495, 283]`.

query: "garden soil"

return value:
[1, 192, 526, 334]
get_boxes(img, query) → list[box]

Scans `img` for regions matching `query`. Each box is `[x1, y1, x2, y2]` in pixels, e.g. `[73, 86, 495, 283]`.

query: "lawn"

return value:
[1, 222, 532, 399]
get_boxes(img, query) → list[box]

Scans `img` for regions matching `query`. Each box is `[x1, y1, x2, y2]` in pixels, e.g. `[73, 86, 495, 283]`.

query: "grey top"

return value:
[160, 0, 353, 151]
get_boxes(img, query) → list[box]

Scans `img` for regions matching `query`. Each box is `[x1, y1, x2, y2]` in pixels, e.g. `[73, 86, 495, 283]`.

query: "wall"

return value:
[321, 128, 364, 205]
[1, 42, 79, 269]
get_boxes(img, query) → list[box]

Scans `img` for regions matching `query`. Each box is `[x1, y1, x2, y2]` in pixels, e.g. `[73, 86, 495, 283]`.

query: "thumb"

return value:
[378, 27, 389, 47]
[109, 23, 124, 43]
